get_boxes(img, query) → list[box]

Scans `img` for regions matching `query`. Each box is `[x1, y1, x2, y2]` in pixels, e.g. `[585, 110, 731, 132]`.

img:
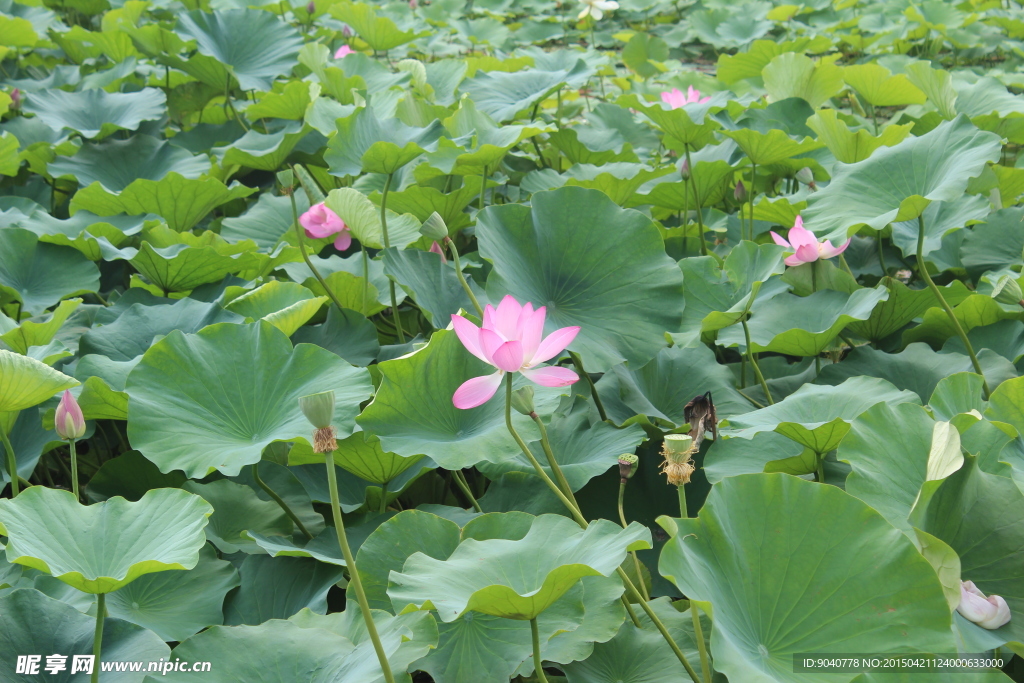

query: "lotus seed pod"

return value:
[419, 212, 448, 240]
[299, 391, 335, 429]
[795, 167, 814, 185]
[617, 453, 638, 481]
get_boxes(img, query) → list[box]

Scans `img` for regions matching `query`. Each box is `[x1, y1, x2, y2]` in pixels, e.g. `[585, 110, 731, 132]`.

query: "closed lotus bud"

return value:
[299, 391, 337, 453]
[55, 390, 86, 441]
[510, 386, 535, 416]
[429, 240, 447, 263]
[992, 275, 1024, 307]
[9, 88, 21, 110]
[679, 158, 690, 180]
[342, 24, 352, 37]
[409, 0, 417, 7]
[660, 434, 695, 486]
[957, 580, 1011, 630]
[306, 0, 314, 12]
[618, 453, 638, 481]
[734, 179, 746, 202]
[419, 211, 448, 240]
[795, 167, 814, 185]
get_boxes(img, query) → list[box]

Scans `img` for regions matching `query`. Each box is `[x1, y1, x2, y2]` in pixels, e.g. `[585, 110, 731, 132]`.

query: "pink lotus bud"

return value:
[334, 45, 355, 59]
[55, 390, 86, 441]
[342, 25, 352, 37]
[409, 0, 417, 7]
[734, 179, 746, 202]
[306, 0, 314, 12]
[429, 240, 447, 263]
[9, 88, 20, 110]
[957, 581, 1011, 630]
[679, 159, 690, 180]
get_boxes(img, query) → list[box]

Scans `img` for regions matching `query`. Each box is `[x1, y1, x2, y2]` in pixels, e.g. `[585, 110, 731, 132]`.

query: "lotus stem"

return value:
[618, 481, 650, 602]
[325, 456, 396, 683]
[530, 617, 550, 683]
[811, 262, 821, 374]
[289, 190, 348, 317]
[380, 173, 405, 344]
[677, 481, 688, 518]
[816, 453, 825, 484]
[479, 164, 487, 212]
[877, 232, 888, 275]
[91, 593, 104, 683]
[691, 602, 712, 683]
[379, 480, 389, 515]
[361, 246, 370, 315]
[748, 161, 756, 241]
[569, 351, 608, 422]
[451, 470, 483, 513]
[683, 146, 709, 258]
[69, 439, 79, 502]
[252, 462, 313, 540]
[1, 428, 18, 497]
[531, 412, 574, 501]
[445, 238, 484, 318]
[740, 291, 773, 405]
[916, 215, 990, 398]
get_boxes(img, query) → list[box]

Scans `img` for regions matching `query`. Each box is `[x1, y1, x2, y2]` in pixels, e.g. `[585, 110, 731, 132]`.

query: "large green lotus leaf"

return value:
[704, 430, 810, 482]
[0, 298, 79, 354]
[928, 372, 988, 423]
[182, 479, 292, 554]
[806, 109, 913, 164]
[175, 10, 302, 91]
[0, 229, 100, 315]
[0, 486, 212, 594]
[86, 450, 185, 503]
[961, 207, 1024, 274]
[214, 122, 309, 172]
[595, 345, 752, 430]
[843, 63, 927, 107]
[890, 195, 991, 259]
[462, 63, 584, 123]
[380, 178, 483, 232]
[221, 191, 309, 250]
[126, 321, 373, 478]
[762, 52, 844, 109]
[912, 457, 1024, 645]
[903, 295, 1024, 348]
[438, 98, 553, 172]
[105, 544, 239, 642]
[292, 305, 380, 367]
[12, 212, 143, 262]
[326, 107, 444, 176]
[986, 376, 1024, 436]
[356, 328, 549, 469]
[323, 187, 422, 250]
[0, 589, 170, 682]
[234, 459, 325, 539]
[381, 247, 485, 327]
[0, 406, 60, 489]
[477, 186, 684, 372]
[21, 88, 166, 138]
[627, 160, 732, 210]
[389, 514, 650, 621]
[618, 93, 720, 147]
[71, 173, 256, 233]
[846, 277, 971, 342]
[717, 287, 889, 357]
[322, 431, 424, 485]
[223, 554, 345, 625]
[291, 458, 434, 514]
[328, 1, 423, 51]
[837, 402, 944, 533]
[802, 116, 1001, 241]
[720, 376, 920, 454]
[224, 281, 326, 337]
[129, 243, 260, 294]
[49, 135, 209, 192]
[722, 128, 824, 166]
[0, 349, 77, 412]
[477, 397, 646, 491]
[659, 474, 955, 683]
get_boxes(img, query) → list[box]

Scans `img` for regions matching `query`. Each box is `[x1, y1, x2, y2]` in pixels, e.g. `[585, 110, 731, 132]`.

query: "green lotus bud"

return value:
[420, 212, 449, 241]
[510, 386, 535, 416]
[276, 169, 295, 190]
[795, 167, 814, 185]
[618, 453, 639, 481]
[299, 391, 337, 453]
[992, 275, 1024, 307]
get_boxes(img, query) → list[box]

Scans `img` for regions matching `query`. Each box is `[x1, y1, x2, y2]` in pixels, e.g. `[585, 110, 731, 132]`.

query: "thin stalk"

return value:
[690, 602, 712, 683]
[877, 232, 888, 275]
[253, 462, 313, 540]
[361, 246, 370, 314]
[530, 617, 550, 683]
[69, 439, 80, 502]
[325, 456, 396, 683]
[569, 351, 608, 422]
[916, 215, 990, 398]
[445, 238, 484, 318]
[811, 261, 821, 374]
[531, 412, 574, 501]
[91, 593, 105, 683]
[618, 481, 650, 601]
[740, 293, 773, 405]
[676, 483, 687, 518]
[380, 173, 405, 343]
[379, 480, 389, 515]
[289, 191, 348, 315]
[479, 164, 488, 212]
[748, 161, 756, 241]
[1, 428, 18, 497]
[683, 146, 710, 258]
[837, 253, 855, 279]
[452, 470, 483, 513]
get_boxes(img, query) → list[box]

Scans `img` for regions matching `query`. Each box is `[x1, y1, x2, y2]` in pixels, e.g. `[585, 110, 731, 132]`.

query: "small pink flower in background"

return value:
[957, 581, 1011, 630]
[429, 240, 446, 263]
[770, 215, 850, 267]
[300, 203, 351, 251]
[55, 390, 86, 441]
[451, 295, 580, 409]
[660, 86, 710, 109]
[9, 88, 21, 110]
[409, 0, 417, 7]
[334, 45, 355, 59]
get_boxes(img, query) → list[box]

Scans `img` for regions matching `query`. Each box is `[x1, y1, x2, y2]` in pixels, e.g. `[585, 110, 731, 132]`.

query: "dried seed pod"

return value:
[683, 391, 717, 449]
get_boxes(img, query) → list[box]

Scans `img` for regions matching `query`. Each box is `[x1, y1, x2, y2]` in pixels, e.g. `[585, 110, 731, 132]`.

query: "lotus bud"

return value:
[54, 390, 86, 441]
[992, 275, 1024, 308]
[957, 580, 1011, 630]
[660, 434, 696, 486]
[510, 386, 535, 416]
[276, 169, 295, 191]
[734, 179, 746, 202]
[306, 0, 314, 12]
[429, 240, 447, 262]
[342, 24, 352, 37]
[409, 0, 417, 7]
[618, 453, 638, 481]
[9, 88, 20, 110]
[419, 211, 448, 240]
[795, 167, 814, 185]
[299, 391, 337, 453]
[679, 158, 690, 180]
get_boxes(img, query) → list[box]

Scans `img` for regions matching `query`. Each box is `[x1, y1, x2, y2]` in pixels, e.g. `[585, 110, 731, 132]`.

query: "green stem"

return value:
[1, 427, 18, 497]
[69, 439, 79, 502]
[691, 602, 712, 683]
[748, 161, 756, 241]
[741, 319, 773, 405]
[379, 480, 389, 515]
[446, 238, 484, 318]
[676, 483, 687, 518]
[452, 470, 483, 513]
[683, 146, 709, 258]
[530, 617, 550, 683]
[253, 462, 313, 540]
[569, 351, 608, 422]
[877, 232, 888, 275]
[618, 481, 650, 601]
[361, 246, 370, 315]
[816, 452, 825, 484]
[91, 593, 105, 683]
[479, 164, 488, 212]
[811, 261, 821, 374]
[531, 413, 574, 501]
[325, 456, 396, 683]
[838, 253, 855, 279]
[916, 215, 990, 398]
[289, 191, 348, 316]
[380, 173, 405, 343]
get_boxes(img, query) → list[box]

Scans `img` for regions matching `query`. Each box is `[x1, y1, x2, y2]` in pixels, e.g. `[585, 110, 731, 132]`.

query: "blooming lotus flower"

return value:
[55, 390, 85, 441]
[300, 203, 351, 251]
[770, 215, 850, 267]
[334, 45, 355, 59]
[660, 86, 710, 109]
[957, 581, 1011, 630]
[577, 0, 618, 21]
[451, 295, 580, 409]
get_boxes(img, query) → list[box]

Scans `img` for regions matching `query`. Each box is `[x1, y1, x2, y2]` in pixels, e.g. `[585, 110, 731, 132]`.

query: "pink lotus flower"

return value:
[770, 215, 850, 267]
[660, 86, 710, 109]
[55, 390, 85, 441]
[334, 45, 355, 59]
[451, 295, 580, 409]
[300, 202, 351, 250]
[957, 581, 1011, 630]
